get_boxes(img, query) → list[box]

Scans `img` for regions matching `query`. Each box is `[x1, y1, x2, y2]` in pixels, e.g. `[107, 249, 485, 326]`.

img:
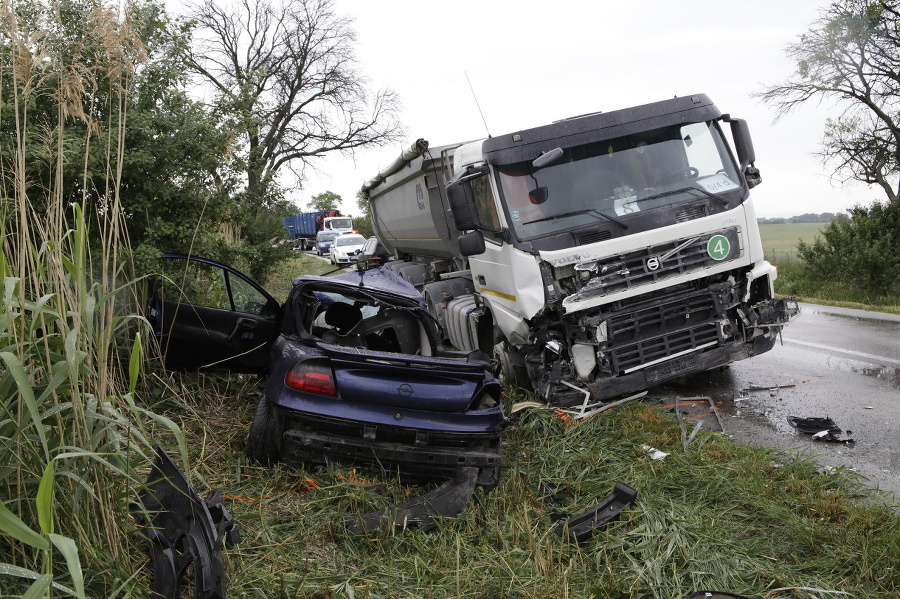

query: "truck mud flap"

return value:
[345, 466, 479, 534]
[554, 481, 638, 543]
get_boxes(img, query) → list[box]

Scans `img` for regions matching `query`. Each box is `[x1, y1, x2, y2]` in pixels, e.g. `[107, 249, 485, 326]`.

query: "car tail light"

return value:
[285, 360, 337, 396]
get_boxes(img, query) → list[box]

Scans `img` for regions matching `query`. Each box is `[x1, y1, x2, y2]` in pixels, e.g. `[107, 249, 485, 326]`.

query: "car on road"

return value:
[148, 254, 505, 488]
[314, 231, 339, 255]
[328, 233, 366, 265]
[356, 236, 393, 270]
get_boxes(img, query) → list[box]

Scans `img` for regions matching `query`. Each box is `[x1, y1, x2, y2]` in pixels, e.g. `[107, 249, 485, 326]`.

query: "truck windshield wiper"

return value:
[523, 208, 629, 229]
[638, 185, 729, 207]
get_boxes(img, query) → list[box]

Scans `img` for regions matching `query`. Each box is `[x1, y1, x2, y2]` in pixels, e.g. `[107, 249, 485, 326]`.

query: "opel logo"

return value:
[646, 256, 661, 271]
[397, 383, 413, 397]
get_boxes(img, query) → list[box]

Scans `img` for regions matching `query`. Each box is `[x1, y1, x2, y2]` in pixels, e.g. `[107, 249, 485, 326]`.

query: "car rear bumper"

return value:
[279, 409, 503, 487]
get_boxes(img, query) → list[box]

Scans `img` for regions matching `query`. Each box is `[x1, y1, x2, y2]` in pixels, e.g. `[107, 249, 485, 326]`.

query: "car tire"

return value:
[246, 394, 282, 465]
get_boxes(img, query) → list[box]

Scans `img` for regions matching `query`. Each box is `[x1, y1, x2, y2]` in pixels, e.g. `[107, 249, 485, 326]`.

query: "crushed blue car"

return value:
[148, 255, 506, 497]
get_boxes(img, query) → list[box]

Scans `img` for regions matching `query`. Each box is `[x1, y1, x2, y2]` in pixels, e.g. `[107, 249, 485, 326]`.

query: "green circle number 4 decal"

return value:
[707, 234, 731, 261]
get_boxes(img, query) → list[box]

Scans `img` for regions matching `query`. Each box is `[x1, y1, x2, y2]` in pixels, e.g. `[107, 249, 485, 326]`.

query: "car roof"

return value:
[292, 266, 425, 306]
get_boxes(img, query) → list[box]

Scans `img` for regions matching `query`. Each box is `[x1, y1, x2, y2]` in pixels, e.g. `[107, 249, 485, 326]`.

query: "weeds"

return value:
[164, 385, 900, 599]
[0, 2, 166, 596]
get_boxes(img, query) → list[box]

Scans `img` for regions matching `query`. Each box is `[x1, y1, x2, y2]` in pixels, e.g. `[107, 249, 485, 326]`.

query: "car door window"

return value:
[161, 260, 270, 315]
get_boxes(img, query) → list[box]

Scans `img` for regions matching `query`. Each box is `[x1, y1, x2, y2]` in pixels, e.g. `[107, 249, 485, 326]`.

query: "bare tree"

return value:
[186, 0, 402, 201]
[757, 0, 900, 204]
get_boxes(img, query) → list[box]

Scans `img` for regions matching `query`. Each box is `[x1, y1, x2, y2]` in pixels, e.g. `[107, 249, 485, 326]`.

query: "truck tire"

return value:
[494, 341, 532, 390]
[246, 394, 282, 465]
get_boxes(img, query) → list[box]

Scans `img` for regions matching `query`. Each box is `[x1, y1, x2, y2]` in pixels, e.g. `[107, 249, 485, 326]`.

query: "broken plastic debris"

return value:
[640, 445, 669, 460]
[132, 446, 238, 599]
[787, 416, 854, 444]
[345, 466, 479, 534]
[510, 400, 547, 413]
[554, 481, 637, 543]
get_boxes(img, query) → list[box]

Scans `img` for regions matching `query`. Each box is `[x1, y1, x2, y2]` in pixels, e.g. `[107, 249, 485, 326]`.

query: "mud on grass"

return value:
[155, 377, 900, 599]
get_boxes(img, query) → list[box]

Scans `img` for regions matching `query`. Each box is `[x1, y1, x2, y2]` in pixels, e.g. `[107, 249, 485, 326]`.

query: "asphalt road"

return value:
[654, 302, 900, 504]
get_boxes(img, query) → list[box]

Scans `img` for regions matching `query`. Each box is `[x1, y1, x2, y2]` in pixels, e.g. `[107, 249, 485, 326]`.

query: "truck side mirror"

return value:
[729, 118, 756, 170]
[447, 165, 489, 231]
[458, 231, 486, 257]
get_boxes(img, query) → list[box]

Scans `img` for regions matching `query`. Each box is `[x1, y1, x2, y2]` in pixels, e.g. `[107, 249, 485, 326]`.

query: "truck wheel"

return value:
[494, 341, 532, 390]
[246, 394, 282, 465]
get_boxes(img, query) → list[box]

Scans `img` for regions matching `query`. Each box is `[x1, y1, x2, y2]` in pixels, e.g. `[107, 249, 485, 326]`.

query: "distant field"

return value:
[759, 222, 827, 264]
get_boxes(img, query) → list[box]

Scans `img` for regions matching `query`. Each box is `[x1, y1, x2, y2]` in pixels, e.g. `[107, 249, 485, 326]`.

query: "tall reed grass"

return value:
[0, 2, 180, 595]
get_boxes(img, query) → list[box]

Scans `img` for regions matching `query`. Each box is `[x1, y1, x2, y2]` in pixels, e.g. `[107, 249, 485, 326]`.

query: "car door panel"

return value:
[151, 254, 281, 373]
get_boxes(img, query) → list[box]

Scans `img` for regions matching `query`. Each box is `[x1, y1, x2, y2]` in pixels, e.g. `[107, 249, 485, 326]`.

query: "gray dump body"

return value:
[365, 141, 467, 264]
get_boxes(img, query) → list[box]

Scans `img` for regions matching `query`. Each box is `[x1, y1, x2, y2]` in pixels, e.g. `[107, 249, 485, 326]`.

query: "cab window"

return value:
[471, 175, 501, 240]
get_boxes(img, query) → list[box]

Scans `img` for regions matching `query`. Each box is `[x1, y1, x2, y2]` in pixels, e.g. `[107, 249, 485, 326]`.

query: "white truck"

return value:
[360, 94, 799, 406]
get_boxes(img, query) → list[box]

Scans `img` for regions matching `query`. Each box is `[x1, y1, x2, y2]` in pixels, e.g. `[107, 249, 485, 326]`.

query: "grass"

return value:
[0, 5, 166, 596]
[147, 253, 900, 599]
[263, 252, 340, 302]
[759, 223, 827, 267]
[161, 381, 900, 599]
[759, 223, 900, 313]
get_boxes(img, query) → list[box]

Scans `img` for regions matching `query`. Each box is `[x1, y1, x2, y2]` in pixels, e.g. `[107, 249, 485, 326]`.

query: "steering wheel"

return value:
[659, 166, 699, 184]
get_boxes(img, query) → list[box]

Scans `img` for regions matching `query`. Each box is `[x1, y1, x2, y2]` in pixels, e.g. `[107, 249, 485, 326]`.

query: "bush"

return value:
[796, 200, 900, 303]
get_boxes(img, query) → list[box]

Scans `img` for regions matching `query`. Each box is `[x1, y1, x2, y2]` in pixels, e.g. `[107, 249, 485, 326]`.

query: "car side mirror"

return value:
[458, 231, 486, 257]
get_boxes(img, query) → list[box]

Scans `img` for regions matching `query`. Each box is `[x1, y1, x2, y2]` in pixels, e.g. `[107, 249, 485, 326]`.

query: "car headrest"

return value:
[324, 302, 363, 334]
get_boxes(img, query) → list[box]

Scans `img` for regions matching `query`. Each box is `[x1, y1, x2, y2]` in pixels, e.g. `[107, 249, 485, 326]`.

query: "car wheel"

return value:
[246, 394, 282, 465]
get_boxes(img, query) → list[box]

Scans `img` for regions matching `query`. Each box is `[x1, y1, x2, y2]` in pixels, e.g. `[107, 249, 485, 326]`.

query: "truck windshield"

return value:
[327, 218, 352, 230]
[497, 121, 742, 240]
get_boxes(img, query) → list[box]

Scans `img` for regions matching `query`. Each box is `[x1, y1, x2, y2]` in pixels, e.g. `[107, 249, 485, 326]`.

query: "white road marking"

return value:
[783, 338, 900, 367]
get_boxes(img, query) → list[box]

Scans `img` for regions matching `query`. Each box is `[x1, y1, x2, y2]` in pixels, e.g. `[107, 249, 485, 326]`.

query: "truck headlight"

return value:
[571, 343, 597, 381]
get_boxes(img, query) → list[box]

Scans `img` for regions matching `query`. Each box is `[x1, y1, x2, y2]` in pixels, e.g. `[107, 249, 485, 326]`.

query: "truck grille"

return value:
[577, 229, 612, 245]
[605, 292, 721, 374]
[567, 228, 741, 303]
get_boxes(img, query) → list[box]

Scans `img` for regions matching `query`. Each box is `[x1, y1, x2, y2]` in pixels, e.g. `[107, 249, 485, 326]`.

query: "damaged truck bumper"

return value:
[526, 265, 801, 405]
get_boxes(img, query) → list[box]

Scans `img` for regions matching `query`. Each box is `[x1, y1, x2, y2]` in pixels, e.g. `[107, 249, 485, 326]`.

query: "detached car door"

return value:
[148, 254, 281, 373]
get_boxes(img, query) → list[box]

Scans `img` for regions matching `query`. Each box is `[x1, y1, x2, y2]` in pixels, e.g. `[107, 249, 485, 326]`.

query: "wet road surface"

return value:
[654, 302, 900, 504]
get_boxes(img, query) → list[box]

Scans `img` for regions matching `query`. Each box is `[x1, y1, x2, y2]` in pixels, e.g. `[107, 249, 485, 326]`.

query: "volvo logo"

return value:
[646, 256, 661, 271]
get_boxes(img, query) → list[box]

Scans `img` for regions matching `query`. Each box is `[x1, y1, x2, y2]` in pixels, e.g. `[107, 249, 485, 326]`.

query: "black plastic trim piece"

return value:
[345, 466, 480, 534]
[554, 481, 638, 543]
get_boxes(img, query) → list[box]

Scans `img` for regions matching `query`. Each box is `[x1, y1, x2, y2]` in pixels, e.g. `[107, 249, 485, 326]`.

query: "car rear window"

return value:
[335, 235, 365, 247]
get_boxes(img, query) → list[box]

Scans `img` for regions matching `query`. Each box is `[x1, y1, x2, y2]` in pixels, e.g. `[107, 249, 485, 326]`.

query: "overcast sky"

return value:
[169, 0, 881, 218]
